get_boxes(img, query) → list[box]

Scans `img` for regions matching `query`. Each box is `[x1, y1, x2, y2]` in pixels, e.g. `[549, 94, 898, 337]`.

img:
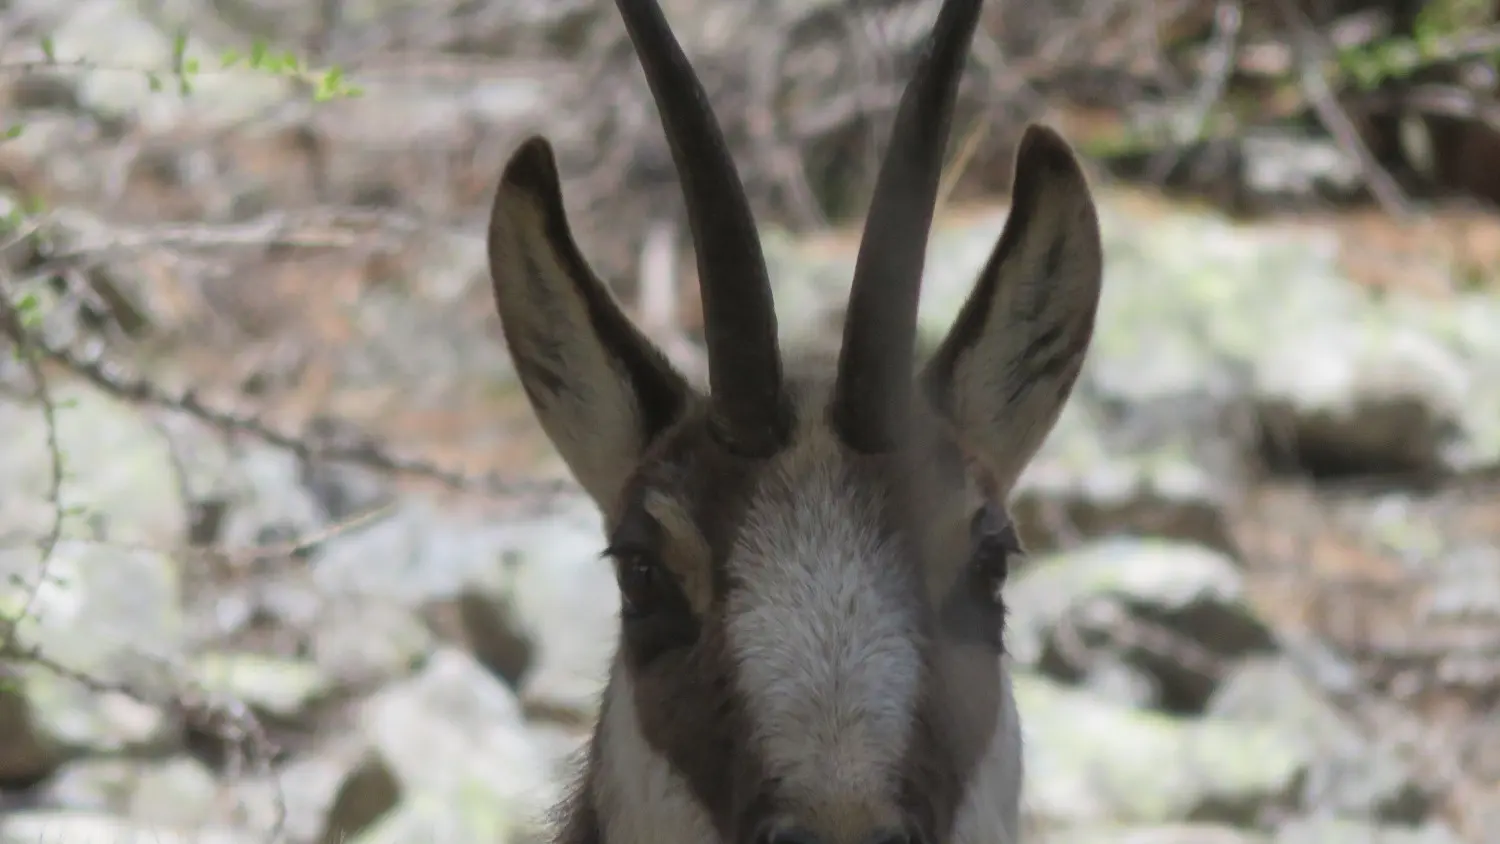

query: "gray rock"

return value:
[1010, 396, 1240, 555]
[486, 501, 617, 717]
[310, 598, 433, 689]
[312, 494, 616, 719]
[316, 745, 403, 844]
[760, 191, 1500, 476]
[1419, 295, 1500, 469]
[1038, 823, 1271, 844]
[1254, 320, 1470, 475]
[211, 443, 328, 557]
[1018, 671, 1308, 826]
[226, 735, 400, 844]
[422, 581, 535, 689]
[1086, 202, 1499, 476]
[0, 672, 61, 785]
[292, 230, 519, 410]
[359, 648, 557, 840]
[294, 418, 399, 524]
[125, 757, 222, 829]
[1274, 817, 1464, 844]
[0, 810, 251, 844]
[1075, 656, 1161, 709]
[1, 541, 181, 770]
[347, 794, 524, 844]
[1240, 132, 1364, 202]
[32, 758, 140, 812]
[1208, 657, 1429, 823]
[0, 380, 188, 548]
[1006, 539, 1276, 712]
[0, 385, 187, 772]
[115, 416, 325, 576]
[192, 652, 335, 722]
[1426, 541, 1500, 613]
[310, 498, 503, 602]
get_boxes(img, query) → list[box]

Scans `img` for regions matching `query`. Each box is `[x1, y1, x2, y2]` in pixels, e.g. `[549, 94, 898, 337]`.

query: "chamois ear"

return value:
[921, 125, 1103, 492]
[487, 137, 694, 509]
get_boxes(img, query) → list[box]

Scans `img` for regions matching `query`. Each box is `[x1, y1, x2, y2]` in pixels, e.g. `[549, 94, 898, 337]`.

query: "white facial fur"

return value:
[951, 664, 1024, 844]
[725, 436, 922, 827]
[594, 669, 719, 844]
[591, 664, 1024, 844]
[585, 424, 1024, 844]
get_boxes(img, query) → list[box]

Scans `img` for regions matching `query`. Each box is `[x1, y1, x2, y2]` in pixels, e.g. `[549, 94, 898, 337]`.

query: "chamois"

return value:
[484, 0, 1103, 842]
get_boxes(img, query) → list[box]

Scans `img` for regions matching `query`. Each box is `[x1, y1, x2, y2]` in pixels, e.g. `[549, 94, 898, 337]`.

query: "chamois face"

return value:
[576, 369, 1033, 844]
[484, 2, 1103, 843]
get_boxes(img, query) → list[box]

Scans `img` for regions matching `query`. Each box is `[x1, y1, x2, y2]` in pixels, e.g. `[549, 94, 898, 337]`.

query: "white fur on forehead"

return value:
[724, 430, 924, 809]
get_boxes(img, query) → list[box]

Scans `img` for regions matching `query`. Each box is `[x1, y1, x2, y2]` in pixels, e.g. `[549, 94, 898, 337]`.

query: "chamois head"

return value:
[485, 1, 1102, 842]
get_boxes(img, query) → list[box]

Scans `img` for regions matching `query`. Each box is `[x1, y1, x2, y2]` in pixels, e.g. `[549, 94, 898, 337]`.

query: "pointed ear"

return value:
[921, 125, 1103, 492]
[487, 137, 694, 509]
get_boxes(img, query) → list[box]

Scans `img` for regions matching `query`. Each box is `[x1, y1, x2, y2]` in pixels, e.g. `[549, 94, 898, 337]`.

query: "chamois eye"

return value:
[612, 550, 665, 619]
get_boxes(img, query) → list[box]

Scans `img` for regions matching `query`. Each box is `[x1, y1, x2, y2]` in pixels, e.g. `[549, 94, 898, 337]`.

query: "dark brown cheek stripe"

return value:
[899, 647, 1003, 844]
[629, 625, 758, 840]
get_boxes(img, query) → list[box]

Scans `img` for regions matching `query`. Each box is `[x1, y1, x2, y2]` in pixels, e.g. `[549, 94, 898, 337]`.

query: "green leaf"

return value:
[3, 124, 23, 140]
[250, 39, 269, 68]
[147, 72, 163, 92]
[15, 291, 41, 327]
[220, 48, 242, 68]
[15, 292, 40, 322]
[40, 35, 56, 63]
[172, 28, 188, 74]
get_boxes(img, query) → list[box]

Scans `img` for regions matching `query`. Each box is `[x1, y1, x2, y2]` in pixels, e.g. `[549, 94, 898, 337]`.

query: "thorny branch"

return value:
[0, 273, 63, 654]
[0, 634, 290, 842]
[0, 308, 293, 841]
[3, 296, 575, 502]
[1266, 0, 1413, 218]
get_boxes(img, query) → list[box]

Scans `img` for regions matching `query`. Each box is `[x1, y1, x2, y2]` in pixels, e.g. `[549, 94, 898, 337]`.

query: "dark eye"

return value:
[615, 551, 663, 619]
[604, 543, 700, 665]
[969, 502, 1023, 595]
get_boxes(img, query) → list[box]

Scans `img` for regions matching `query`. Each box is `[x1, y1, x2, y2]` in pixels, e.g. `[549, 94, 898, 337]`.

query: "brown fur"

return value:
[485, 4, 1103, 843]
[536, 370, 1011, 843]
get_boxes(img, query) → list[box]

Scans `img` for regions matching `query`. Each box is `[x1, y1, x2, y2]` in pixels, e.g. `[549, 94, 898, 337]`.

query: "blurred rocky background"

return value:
[1, 0, 1499, 842]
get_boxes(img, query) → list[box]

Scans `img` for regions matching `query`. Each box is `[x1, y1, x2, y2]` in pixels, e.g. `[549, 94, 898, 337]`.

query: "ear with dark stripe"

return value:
[487, 136, 694, 508]
[921, 125, 1103, 491]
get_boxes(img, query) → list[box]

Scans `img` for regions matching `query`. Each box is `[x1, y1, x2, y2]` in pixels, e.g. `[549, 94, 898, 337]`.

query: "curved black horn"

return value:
[831, 0, 985, 453]
[614, 0, 789, 456]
